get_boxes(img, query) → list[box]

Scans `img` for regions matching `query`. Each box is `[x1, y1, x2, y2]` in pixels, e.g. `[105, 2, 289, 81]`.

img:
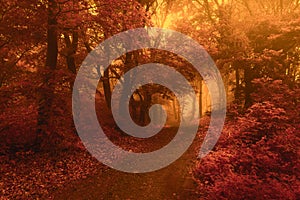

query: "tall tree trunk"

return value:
[244, 66, 253, 108]
[103, 69, 112, 109]
[140, 91, 151, 125]
[63, 31, 78, 75]
[199, 78, 203, 118]
[64, 0, 79, 75]
[102, 42, 112, 109]
[63, 31, 79, 136]
[172, 99, 177, 122]
[234, 65, 241, 102]
[119, 52, 135, 118]
[36, 0, 58, 150]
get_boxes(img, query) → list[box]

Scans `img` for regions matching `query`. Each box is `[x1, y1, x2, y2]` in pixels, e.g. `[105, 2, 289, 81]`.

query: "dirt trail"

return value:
[54, 93, 204, 199]
[53, 128, 202, 200]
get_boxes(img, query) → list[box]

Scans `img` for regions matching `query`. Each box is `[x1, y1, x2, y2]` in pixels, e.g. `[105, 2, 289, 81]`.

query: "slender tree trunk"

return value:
[36, 0, 58, 150]
[63, 31, 78, 75]
[244, 66, 253, 108]
[140, 91, 151, 125]
[176, 98, 180, 122]
[199, 78, 203, 118]
[119, 52, 135, 118]
[234, 65, 240, 102]
[172, 99, 177, 121]
[102, 42, 112, 109]
[103, 69, 112, 109]
[118, 63, 130, 116]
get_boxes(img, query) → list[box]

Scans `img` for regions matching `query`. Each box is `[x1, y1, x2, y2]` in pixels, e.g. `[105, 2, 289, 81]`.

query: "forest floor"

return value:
[1, 121, 208, 199]
[53, 126, 205, 200]
[1, 92, 209, 199]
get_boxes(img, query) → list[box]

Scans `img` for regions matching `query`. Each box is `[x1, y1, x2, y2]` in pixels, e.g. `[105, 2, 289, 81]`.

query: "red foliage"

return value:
[194, 79, 300, 199]
[0, 0, 150, 152]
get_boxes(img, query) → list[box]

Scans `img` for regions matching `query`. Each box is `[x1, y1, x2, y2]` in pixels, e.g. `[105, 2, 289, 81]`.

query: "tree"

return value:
[35, 0, 58, 149]
[0, 0, 152, 151]
[168, 0, 300, 109]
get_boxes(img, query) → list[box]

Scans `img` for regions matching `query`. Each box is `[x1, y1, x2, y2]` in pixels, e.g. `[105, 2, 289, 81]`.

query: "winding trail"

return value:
[54, 93, 205, 199]
[53, 127, 203, 200]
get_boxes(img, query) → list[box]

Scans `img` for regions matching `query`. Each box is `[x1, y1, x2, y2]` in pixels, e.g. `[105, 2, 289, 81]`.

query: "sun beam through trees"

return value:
[0, 0, 299, 199]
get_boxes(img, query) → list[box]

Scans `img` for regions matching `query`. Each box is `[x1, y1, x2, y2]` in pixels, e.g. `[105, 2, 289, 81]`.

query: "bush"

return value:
[194, 79, 300, 199]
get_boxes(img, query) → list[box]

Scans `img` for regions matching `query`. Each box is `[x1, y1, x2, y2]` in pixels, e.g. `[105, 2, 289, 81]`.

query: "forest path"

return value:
[54, 93, 204, 199]
[53, 127, 203, 200]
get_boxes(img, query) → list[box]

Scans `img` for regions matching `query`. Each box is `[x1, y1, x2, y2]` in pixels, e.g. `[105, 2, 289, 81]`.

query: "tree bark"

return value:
[234, 65, 241, 102]
[35, 0, 58, 150]
[63, 31, 78, 74]
[199, 78, 203, 118]
[244, 66, 253, 108]
[102, 41, 112, 109]
[103, 68, 112, 109]
[140, 91, 151, 125]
